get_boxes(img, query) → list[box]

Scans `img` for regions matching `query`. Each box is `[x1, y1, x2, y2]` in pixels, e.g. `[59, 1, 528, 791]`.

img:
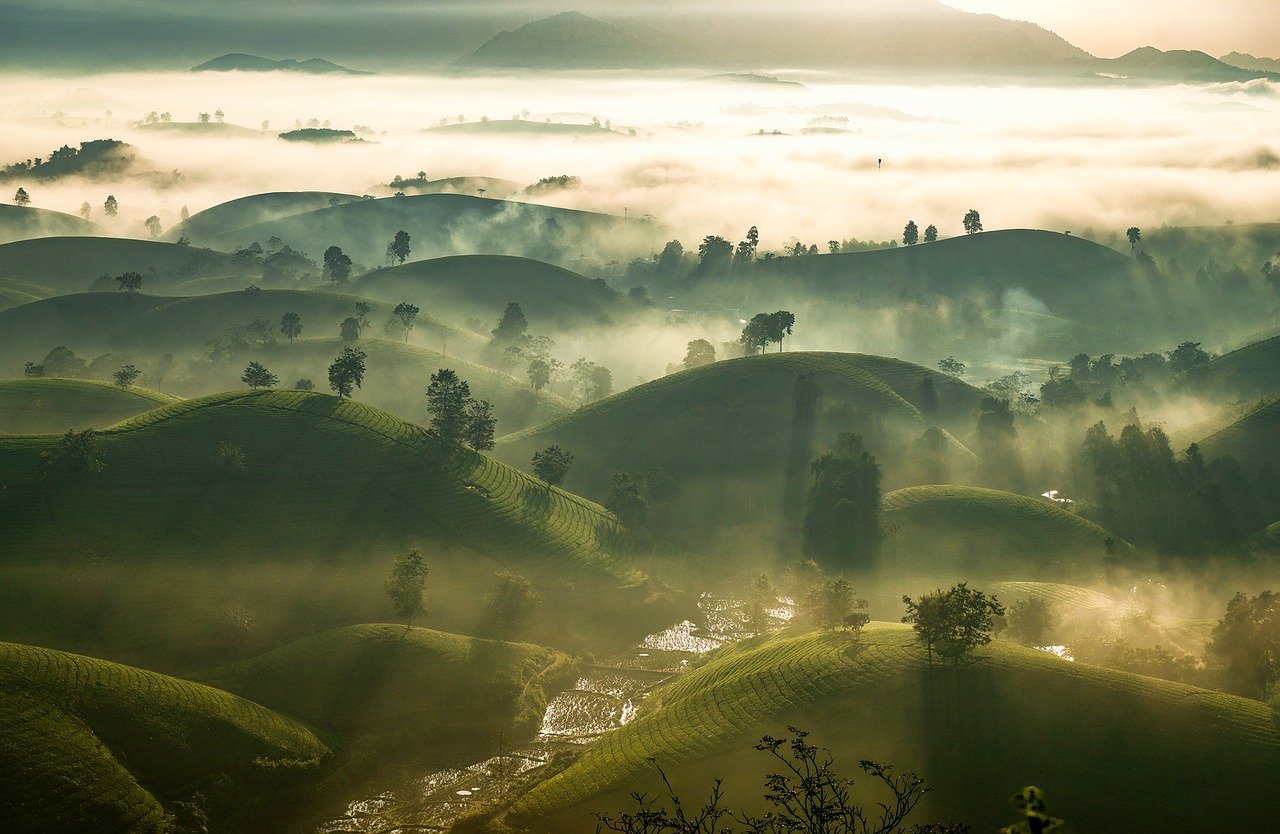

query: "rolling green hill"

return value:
[248, 337, 570, 433]
[135, 120, 263, 137]
[0, 377, 178, 434]
[350, 254, 626, 327]
[511, 624, 1280, 833]
[496, 352, 982, 551]
[0, 640, 328, 834]
[1183, 335, 1280, 401]
[168, 191, 359, 244]
[374, 175, 523, 198]
[0, 276, 52, 310]
[198, 624, 572, 751]
[882, 485, 1133, 579]
[197, 193, 664, 270]
[0, 203, 98, 244]
[1192, 395, 1280, 472]
[0, 236, 249, 293]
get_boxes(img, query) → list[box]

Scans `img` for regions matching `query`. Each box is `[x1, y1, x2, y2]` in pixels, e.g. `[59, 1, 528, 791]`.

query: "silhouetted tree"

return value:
[12, 188, 29, 206]
[693, 235, 733, 277]
[1126, 226, 1141, 256]
[327, 347, 366, 397]
[112, 364, 141, 387]
[1206, 590, 1280, 700]
[385, 549, 428, 629]
[323, 245, 353, 285]
[180, 205, 189, 222]
[1006, 597, 1060, 646]
[1167, 340, 1210, 375]
[143, 215, 162, 238]
[492, 301, 529, 345]
[103, 195, 118, 217]
[802, 433, 883, 569]
[655, 240, 685, 280]
[806, 577, 871, 632]
[464, 399, 496, 451]
[279, 312, 302, 345]
[606, 471, 649, 531]
[426, 368, 471, 444]
[903, 582, 1004, 665]
[387, 229, 411, 264]
[744, 573, 775, 636]
[393, 302, 420, 341]
[683, 338, 716, 369]
[963, 209, 983, 234]
[765, 310, 796, 352]
[924, 224, 938, 243]
[903, 220, 919, 246]
[740, 313, 772, 354]
[198, 112, 211, 123]
[241, 361, 278, 389]
[570, 358, 613, 402]
[23, 361, 44, 378]
[115, 271, 143, 293]
[340, 316, 361, 342]
[532, 445, 574, 487]
[733, 225, 760, 267]
[936, 356, 965, 377]
[480, 571, 540, 639]
[527, 357, 555, 392]
[295, 378, 314, 391]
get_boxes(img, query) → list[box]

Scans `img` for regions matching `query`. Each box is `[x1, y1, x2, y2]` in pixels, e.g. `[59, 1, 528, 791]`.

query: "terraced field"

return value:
[0, 390, 642, 586]
[349, 254, 626, 327]
[882, 485, 1133, 579]
[0, 377, 179, 434]
[512, 624, 1280, 833]
[0, 640, 328, 834]
[0, 236, 250, 293]
[198, 624, 573, 748]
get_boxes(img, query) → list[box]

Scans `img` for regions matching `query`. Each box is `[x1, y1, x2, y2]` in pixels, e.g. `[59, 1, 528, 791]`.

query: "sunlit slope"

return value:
[0, 236, 247, 293]
[251, 337, 571, 433]
[496, 352, 982, 501]
[0, 277, 52, 310]
[0, 377, 178, 434]
[201, 193, 664, 267]
[0, 391, 640, 583]
[169, 190, 359, 243]
[513, 625, 1280, 833]
[0, 289, 485, 367]
[882, 486, 1133, 578]
[1194, 395, 1280, 471]
[350, 254, 626, 326]
[1184, 334, 1280, 401]
[198, 624, 571, 746]
[0, 204, 98, 244]
[0, 640, 328, 834]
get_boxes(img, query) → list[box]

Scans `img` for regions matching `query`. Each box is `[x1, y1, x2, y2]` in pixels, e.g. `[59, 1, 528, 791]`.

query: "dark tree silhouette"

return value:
[802, 433, 883, 569]
[740, 313, 772, 354]
[387, 229, 411, 264]
[279, 312, 302, 345]
[903, 220, 919, 246]
[115, 271, 143, 293]
[694, 235, 733, 277]
[40, 429, 104, 478]
[1206, 590, 1280, 700]
[962, 209, 983, 235]
[295, 378, 314, 391]
[103, 195, 118, 217]
[385, 549, 428, 629]
[112, 364, 141, 387]
[1002, 786, 1064, 834]
[339, 316, 362, 342]
[924, 224, 939, 243]
[532, 445, 574, 487]
[492, 301, 529, 344]
[328, 347, 367, 398]
[241, 361, 278, 389]
[1126, 226, 1142, 256]
[143, 215, 162, 238]
[323, 245, 353, 285]
[765, 310, 796, 352]
[937, 356, 965, 377]
[464, 399, 496, 451]
[683, 339, 716, 369]
[426, 368, 471, 444]
[480, 571, 540, 640]
[12, 187, 30, 206]
[393, 302, 420, 341]
[606, 472, 649, 531]
[903, 582, 1005, 665]
[805, 577, 871, 632]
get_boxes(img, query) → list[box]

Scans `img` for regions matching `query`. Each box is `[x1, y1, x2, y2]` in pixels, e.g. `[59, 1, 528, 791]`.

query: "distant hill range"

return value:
[190, 53, 372, 75]
[1220, 52, 1280, 73]
[452, 8, 1280, 84]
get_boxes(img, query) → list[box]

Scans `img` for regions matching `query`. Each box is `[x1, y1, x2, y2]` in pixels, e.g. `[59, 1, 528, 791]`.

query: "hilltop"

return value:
[0, 640, 328, 834]
[1104, 47, 1280, 83]
[168, 191, 360, 244]
[511, 624, 1280, 833]
[455, 12, 683, 69]
[1191, 396, 1280, 473]
[1182, 334, 1280, 401]
[350, 254, 626, 328]
[0, 204, 98, 245]
[0, 377, 178, 434]
[882, 485, 1133, 579]
[190, 53, 371, 75]
[135, 120, 262, 137]
[0, 236, 251, 294]
[0, 277, 52, 311]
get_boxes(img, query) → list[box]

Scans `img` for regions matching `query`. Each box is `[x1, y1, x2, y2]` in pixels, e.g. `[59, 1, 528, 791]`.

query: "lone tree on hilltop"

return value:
[112, 364, 141, 387]
[426, 368, 472, 444]
[765, 310, 795, 352]
[387, 229, 411, 265]
[963, 209, 983, 235]
[937, 356, 965, 377]
[385, 548, 428, 629]
[393, 302, 420, 341]
[532, 445, 573, 487]
[323, 245, 353, 285]
[340, 316, 362, 342]
[741, 313, 772, 354]
[924, 224, 938, 243]
[241, 361, 278, 389]
[103, 195, 119, 217]
[683, 338, 716, 369]
[903, 220, 919, 246]
[1126, 226, 1142, 256]
[328, 347, 367, 398]
[903, 582, 1005, 665]
[115, 271, 143, 293]
[279, 312, 302, 345]
[13, 188, 30, 206]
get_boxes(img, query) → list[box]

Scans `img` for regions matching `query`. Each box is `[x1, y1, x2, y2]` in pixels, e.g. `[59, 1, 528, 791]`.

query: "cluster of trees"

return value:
[1077, 421, 1268, 555]
[24, 345, 168, 386]
[488, 301, 612, 401]
[0, 139, 130, 181]
[740, 311, 796, 354]
[802, 433, 883, 570]
[1037, 342, 1211, 410]
[231, 238, 318, 284]
[901, 220, 939, 246]
[426, 368, 496, 451]
[384, 550, 540, 639]
[902, 582, 1005, 665]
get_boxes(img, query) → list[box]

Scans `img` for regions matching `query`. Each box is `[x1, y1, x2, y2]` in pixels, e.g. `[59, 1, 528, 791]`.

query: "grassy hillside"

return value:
[373, 175, 523, 198]
[0, 203, 98, 244]
[0, 236, 248, 293]
[0, 289, 486, 373]
[198, 624, 572, 751]
[199, 193, 664, 269]
[249, 336, 570, 433]
[1193, 395, 1280, 471]
[0, 377, 178, 434]
[882, 485, 1133, 579]
[0, 276, 52, 310]
[350, 254, 626, 327]
[512, 624, 1280, 833]
[1183, 334, 1280, 401]
[135, 120, 262, 137]
[496, 352, 982, 551]
[168, 191, 359, 243]
[0, 640, 328, 834]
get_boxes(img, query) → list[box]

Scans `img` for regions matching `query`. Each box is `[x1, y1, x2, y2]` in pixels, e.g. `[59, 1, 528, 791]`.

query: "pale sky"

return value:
[945, 0, 1280, 58]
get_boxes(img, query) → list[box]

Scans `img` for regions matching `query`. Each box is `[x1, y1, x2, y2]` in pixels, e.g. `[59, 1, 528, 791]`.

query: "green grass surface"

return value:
[198, 624, 572, 749]
[513, 624, 1280, 833]
[0, 204, 98, 244]
[350, 254, 625, 327]
[1185, 335, 1280, 401]
[0, 235, 247, 293]
[169, 191, 359, 244]
[0, 377, 178, 434]
[0, 276, 53, 310]
[882, 485, 1133, 579]
[0, 640, 328, 833]
[1192, 394, 1280, 470]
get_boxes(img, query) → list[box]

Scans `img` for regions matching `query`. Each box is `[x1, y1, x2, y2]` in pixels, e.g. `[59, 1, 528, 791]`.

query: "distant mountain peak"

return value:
[190, 54, 372, 75]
